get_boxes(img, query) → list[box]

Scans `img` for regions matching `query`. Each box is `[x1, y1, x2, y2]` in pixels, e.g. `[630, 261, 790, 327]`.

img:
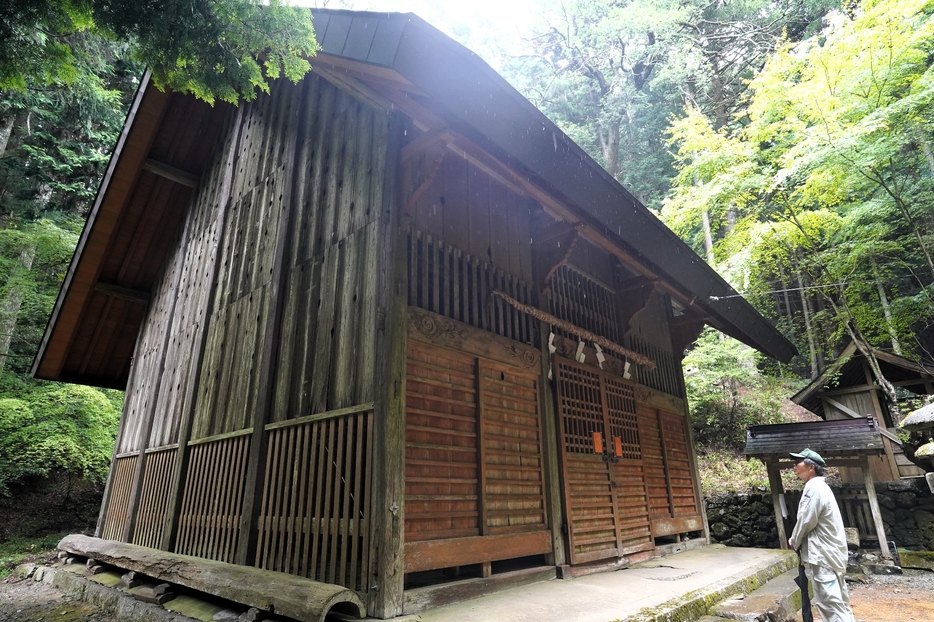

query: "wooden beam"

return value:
[60, 534, 365, 621]
[94, 282, 150, 305]
[860, 455, 892, 560]
[312, 65, 394, 113]
[766, 460, 788, 549]
[538, 318, 567, 566]
[404, 531, 552, 573]
[401, 127, 455, 163]
[142, 158, 200, 188]
[823, 396, 901, 444]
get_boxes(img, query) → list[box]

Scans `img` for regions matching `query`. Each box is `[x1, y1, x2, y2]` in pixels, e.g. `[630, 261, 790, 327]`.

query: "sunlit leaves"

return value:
[0, 0, 319, 105]
[664, 0, 934, 367]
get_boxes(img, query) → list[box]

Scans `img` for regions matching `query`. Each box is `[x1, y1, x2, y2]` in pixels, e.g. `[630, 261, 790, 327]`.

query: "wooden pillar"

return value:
[162, 106, 243, 552]
[766, 459, 788, 550]
[234, 81, 304, 567]
[860, 454, 892, 559]
[538, 320, 567, 567]
[671, 321, 710, 543]
[368, 112, 407, 618]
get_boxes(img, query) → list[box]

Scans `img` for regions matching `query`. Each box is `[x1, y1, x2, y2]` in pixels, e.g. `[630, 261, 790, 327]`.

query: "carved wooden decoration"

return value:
[408, 307, 540, 369]
[670, 314, 707, 359]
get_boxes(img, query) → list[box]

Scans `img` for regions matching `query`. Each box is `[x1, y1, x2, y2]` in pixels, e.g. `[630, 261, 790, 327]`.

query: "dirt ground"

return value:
[846, 569, 934, 622]
[1, 565, 932, 621]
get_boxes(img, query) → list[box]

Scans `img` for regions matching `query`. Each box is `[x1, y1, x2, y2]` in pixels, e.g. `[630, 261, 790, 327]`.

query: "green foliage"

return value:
[0, 533, 62, 578]
[0, 0, 318, 104]
[0, 379, 120, 496]
[684, 328, 790, 449]
[697, 447, 802, 495]
[664, 0, 934, 377]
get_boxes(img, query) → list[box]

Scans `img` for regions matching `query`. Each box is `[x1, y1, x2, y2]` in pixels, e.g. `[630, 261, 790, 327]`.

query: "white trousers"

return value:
[805, 563, 855, 622]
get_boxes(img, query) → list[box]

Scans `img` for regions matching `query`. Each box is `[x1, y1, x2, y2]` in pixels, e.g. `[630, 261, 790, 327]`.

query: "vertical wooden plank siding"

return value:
[100, 455, 138, 541]
[175, 434, 251, 563]
[253, 410, 374, 591]
[132, 446, 178, 548]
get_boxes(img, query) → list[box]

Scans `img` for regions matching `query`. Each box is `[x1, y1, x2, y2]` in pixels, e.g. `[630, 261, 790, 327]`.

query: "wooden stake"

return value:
[860, 455, 892, 560]
[766, 459, 788, 550]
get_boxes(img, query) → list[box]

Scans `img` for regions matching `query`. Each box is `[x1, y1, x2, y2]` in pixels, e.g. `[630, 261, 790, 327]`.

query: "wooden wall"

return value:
[102, 74, 393, 592]
[407, 153, 535, 285]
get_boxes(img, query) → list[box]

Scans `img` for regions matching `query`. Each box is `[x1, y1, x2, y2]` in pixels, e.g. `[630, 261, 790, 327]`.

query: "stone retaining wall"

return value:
[705, 478, 934, 551]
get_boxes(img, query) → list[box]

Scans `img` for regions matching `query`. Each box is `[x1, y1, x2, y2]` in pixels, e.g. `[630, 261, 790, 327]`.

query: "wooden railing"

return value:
[255, 404, 374, 591]
[133, 445, 178, 549]
[175, 431, 251, 563]
[100, 455, 137, 541]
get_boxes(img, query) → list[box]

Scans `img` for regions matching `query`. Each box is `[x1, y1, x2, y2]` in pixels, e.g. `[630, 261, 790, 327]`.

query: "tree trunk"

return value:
[793, 267, 820, 379]
[0, 244, 37, 370]
[914, 125, 934, 177]
[825, 290, 901, 420]
[872, 261, 902, 355]
[0, 113, 13, 161]
[701, 208, 716, 266]
[599, 120, 621, 178]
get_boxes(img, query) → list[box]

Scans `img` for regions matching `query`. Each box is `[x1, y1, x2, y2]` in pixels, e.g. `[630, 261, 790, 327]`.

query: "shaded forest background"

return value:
[1, 0, 932, 563]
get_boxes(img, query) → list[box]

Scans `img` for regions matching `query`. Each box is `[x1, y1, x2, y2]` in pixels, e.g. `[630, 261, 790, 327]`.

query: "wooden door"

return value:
[638, 404, 703, 538]
[403, 314, 551, 574]
[554, 358, 652, 565]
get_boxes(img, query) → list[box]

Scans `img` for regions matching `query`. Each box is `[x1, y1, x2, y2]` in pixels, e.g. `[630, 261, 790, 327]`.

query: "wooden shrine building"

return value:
[33, 9, 796, 620]
[791, 341, 933, 483]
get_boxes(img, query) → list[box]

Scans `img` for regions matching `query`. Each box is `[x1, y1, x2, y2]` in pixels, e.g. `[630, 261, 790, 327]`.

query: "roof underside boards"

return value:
[308, 9, 796, 363]
[744, 418, 885, 460]
[31, 73, 229, 387]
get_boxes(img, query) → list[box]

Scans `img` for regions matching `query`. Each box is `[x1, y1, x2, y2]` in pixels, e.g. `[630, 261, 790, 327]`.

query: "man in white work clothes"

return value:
[787, 448, 856, 622]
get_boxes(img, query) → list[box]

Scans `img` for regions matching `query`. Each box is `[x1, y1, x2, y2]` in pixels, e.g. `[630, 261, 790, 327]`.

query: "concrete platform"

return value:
[392, 545, 797, 622]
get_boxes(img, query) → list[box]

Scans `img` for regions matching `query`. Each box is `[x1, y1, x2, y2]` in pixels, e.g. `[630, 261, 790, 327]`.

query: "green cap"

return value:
[790, 448, 826, 467]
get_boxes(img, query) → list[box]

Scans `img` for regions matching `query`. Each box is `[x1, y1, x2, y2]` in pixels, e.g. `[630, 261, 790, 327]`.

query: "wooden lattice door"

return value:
[554, 357, 652, 565]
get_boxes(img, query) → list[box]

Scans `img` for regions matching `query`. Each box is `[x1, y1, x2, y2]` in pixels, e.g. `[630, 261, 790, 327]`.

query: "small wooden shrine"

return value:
[792, 341, 933, 483]
[33, 9, 796, 620]
[744, 417, 893, 560]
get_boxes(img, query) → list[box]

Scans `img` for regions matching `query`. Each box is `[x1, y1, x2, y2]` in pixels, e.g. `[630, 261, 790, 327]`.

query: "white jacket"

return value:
[789, 476, 848, 572]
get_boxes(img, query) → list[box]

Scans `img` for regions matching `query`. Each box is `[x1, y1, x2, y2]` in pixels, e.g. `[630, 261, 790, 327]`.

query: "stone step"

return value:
[711, 568, 802, 622]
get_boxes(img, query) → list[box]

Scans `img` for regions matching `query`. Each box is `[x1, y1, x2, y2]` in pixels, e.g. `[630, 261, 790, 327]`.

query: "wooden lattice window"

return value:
[554, 359, 605, 455]
[406, 228, 534, 344]
[605, 378, 641, 460]
[548, 264, 620, 344]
